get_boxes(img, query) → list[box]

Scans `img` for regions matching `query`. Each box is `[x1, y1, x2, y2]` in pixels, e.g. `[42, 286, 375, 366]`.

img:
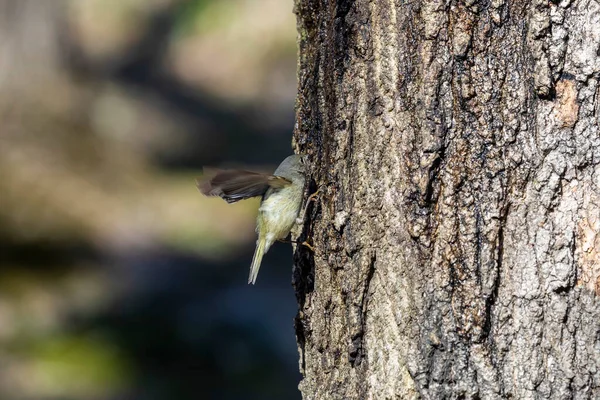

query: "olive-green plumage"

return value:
[198, 155, 306, 284]
[249, 155, 305, 284]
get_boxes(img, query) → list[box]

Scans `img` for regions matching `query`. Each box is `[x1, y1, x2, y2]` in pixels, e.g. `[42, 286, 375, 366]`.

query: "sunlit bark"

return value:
[293, 1, 600, 398]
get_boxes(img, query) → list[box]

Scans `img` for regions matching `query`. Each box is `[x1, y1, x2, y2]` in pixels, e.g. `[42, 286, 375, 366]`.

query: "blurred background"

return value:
[0, 0, 301, 399]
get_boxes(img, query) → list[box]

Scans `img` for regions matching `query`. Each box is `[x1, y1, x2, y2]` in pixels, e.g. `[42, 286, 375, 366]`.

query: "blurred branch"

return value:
[0, 0, 65, 97]
[61, 0, 293, 167]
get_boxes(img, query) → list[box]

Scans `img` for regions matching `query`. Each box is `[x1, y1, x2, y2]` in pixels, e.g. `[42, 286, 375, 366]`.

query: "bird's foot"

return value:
[296, 188, 321, 225]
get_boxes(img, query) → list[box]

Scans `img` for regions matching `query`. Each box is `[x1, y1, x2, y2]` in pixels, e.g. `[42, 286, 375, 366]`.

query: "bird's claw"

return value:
[296, 188, 321, 226]
[301, 241, 315, 252]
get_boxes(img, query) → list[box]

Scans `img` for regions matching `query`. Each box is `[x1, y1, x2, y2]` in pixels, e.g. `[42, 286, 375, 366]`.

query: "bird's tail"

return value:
[249, 236, 267, 284]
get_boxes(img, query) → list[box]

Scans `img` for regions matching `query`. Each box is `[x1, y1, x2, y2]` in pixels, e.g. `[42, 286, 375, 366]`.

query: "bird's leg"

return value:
[300, 241, 315, 252]
[277, 238, 314, 251]
[291, 188, 321, 252]
[296, 188, 321, 226]
[277, 238, 298, 244]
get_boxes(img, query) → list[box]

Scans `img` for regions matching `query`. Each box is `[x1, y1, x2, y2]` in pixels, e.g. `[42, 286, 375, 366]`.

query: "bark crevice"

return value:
[293, 1, 600, 398]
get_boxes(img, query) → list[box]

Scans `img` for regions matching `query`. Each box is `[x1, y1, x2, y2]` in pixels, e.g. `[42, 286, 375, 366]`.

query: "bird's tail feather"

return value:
[249, 237, 267, 284]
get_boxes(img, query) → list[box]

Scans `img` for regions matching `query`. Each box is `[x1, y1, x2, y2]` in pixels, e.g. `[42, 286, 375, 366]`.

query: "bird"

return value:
[198, 155, 306, 284]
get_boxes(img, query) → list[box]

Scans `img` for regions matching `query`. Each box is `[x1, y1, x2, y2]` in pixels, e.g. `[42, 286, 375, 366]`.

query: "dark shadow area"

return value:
[0, 237, 302, 400]
[82, 248, 302, 400]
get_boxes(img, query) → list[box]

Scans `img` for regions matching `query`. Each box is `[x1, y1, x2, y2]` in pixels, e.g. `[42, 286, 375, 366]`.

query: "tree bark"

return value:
[292, 1, 600, 399]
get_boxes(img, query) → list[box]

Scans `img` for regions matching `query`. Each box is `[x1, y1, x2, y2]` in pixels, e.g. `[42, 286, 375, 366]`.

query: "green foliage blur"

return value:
[0, 0, 301, 399]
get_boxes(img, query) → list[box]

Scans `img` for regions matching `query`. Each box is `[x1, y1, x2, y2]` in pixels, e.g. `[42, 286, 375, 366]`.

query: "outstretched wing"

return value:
[197, 169, 291, 203]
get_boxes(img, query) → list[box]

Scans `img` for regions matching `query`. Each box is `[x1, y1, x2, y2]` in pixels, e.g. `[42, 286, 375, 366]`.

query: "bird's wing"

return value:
[197, 169, 291, 203]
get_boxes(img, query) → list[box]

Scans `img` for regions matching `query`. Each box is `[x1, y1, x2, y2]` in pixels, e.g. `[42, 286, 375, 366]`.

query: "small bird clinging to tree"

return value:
[198, 154, 306, 284]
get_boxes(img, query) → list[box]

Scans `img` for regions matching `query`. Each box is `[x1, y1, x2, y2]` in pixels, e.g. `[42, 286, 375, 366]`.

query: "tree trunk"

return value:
[292, 1, 600, 399]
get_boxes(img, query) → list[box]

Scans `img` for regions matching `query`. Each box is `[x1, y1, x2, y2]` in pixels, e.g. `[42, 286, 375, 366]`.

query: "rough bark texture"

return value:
[292, 1, 600, 399]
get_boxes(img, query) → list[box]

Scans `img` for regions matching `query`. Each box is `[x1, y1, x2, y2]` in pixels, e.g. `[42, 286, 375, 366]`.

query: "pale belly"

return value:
[257, 187, 302, 241]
